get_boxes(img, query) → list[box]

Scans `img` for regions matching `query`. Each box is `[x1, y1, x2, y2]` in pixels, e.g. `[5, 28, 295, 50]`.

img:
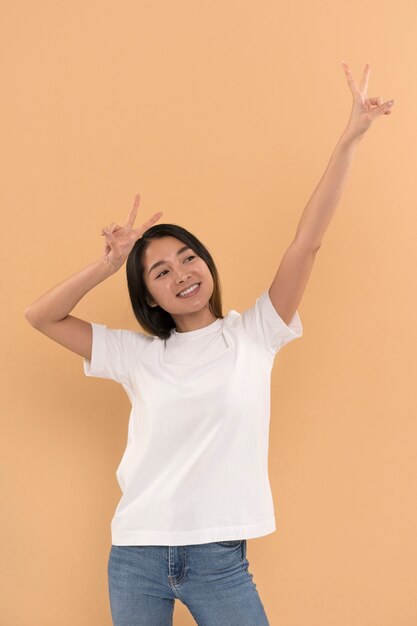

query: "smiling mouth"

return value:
[176, 283, 201, 297]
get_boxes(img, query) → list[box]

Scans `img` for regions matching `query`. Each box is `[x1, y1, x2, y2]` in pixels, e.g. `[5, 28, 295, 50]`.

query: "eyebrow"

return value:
[148, 246, 191, 276]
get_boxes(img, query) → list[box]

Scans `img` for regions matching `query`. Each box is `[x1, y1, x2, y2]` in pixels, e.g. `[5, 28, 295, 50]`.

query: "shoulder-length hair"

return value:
[126, 223, 224, 340]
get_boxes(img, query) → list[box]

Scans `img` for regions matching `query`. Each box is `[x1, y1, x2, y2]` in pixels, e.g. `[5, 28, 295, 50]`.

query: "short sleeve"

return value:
[83, 322, 150, 384]
[239, 290, 303, 357]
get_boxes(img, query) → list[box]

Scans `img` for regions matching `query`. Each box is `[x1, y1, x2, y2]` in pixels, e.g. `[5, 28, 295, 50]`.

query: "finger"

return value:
[125, 193, 141, 228]
[100, 224, 119, 235]
[341, 61, 361, 98]
[382, 99, 395, 114]
[134, 211, 163, 237]
[368, 97, 382, 106]
[373, 99, 395, 117]
[104, 229, 120, 256]
[359, 62, 370, 95]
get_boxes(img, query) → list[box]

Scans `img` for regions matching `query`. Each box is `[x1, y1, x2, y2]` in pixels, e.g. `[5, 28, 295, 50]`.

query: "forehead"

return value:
[145, 236, 187, 261]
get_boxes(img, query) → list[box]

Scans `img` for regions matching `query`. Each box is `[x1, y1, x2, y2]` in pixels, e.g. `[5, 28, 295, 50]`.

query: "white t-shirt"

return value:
[83, 289, 303, 546]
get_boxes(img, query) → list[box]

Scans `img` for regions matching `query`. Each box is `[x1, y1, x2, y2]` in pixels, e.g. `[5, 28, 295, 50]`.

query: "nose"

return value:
[175, 271, 191, 284]
[177, 274, 190, 283]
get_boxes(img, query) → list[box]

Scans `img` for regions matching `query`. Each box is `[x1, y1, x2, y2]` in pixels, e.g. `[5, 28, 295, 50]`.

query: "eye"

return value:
[155, 255, 195, 279]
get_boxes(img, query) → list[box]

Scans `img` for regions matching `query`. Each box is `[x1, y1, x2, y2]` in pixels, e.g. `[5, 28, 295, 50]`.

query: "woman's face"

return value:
[142, 236, 216, 328]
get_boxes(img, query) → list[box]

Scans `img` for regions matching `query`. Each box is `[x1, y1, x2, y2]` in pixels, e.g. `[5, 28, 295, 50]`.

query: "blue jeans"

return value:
[108, 539, 270, 625]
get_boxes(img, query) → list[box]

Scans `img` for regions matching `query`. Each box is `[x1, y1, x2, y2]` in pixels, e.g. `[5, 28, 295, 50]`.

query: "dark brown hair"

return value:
[126, 223, 224, 340]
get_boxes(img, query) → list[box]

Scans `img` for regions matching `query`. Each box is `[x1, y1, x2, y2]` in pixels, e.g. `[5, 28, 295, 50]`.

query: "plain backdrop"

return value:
[1, 1, 416, 625]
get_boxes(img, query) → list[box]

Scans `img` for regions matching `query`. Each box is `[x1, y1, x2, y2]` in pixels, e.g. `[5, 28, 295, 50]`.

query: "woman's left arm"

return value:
[268, 62, 395, 326]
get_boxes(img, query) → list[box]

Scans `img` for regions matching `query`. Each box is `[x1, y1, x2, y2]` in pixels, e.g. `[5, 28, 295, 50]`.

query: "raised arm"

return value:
[24, 194, 162, 360]
[268, 62, 395, 326]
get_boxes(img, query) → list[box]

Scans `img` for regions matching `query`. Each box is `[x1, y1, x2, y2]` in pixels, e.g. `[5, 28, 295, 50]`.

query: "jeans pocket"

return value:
[213, 540, 247, 563]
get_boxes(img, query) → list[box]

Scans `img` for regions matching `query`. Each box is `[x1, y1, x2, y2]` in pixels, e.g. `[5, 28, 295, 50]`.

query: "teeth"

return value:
[178, 283, 199, 297]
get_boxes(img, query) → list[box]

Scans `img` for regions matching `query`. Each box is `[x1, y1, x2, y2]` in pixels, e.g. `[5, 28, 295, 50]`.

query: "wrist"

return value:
[99, 256, 119, 277]
[338, 128, 364, 148]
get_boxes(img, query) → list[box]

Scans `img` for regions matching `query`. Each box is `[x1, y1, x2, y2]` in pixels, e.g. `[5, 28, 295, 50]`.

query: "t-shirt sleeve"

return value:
[239, 289, 303, 357]
[83, 322, 149, 384]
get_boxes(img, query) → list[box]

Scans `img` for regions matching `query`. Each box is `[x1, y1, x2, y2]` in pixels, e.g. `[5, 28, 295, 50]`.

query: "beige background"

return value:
[2, 1, 416, 625]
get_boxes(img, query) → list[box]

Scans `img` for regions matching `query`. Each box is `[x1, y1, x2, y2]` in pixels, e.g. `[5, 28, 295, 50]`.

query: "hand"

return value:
[100, 194, 163, 272]
[341, 62, 395, 141]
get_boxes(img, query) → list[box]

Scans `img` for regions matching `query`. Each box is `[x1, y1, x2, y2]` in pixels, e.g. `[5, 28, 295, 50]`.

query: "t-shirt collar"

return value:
[171, 317, 223, 340]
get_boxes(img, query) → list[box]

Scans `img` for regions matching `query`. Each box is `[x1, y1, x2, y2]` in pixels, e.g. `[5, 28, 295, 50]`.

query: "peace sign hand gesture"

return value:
[100, 194, 163, 273]
[342, 62, 395, 141]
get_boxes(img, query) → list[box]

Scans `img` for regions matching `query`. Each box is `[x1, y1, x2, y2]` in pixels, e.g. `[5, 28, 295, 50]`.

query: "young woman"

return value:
[25, 62, 394, 626]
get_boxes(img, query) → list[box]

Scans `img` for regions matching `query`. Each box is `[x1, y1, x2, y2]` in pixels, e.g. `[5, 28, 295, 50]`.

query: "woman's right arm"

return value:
[24, 194, 163, 361]
[24, 257, 115, 361]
